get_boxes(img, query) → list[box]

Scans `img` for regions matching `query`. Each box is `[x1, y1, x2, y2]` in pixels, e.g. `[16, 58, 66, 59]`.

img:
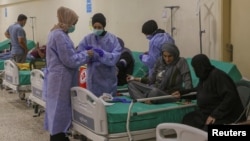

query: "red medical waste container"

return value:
[79, 66, 87, 88]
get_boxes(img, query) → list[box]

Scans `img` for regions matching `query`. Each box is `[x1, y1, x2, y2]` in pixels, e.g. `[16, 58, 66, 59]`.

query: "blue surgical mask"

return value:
[68, 25, 75, 33]
[93, 29, 103, 36]
[146, 35, 153, 40]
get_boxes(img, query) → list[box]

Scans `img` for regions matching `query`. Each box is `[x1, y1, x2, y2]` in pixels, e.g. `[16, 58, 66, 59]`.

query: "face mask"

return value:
[146, 35, 153, 40]
[68, 25, 75, 33]
[93, 29, 103, 36]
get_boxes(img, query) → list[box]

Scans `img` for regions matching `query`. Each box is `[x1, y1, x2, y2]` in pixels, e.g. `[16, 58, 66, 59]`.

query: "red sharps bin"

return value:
[79, 65, 87, 88]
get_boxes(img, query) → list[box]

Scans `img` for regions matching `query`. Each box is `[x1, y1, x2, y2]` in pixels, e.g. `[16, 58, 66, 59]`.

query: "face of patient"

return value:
[162, 51, 174, 64]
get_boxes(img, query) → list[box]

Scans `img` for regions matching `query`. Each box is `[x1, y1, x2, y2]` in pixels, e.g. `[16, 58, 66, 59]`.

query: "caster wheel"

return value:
[19, 92, 26, 100]
[79, 135, 88, 141]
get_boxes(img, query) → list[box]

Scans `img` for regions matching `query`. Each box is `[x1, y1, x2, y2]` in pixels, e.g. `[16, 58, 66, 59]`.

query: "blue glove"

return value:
[84, 45, 93, 50]
[112, 97, 131, 103]
[93, 48, 104, 57]
[139, 54, 143, 61]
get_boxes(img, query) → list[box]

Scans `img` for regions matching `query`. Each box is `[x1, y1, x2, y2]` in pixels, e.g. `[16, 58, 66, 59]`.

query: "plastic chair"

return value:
[156, 123, 208, 141]
[234, 79, 250, 124]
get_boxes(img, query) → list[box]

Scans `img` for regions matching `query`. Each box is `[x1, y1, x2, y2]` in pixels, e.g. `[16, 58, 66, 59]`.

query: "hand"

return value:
[206, 116, 216, 125]
[87, 50, 94, 57]
[126, 74, 135, 82]
[84, 45, 93, 50]
[93, 48, 104, 57]
[171, 91, 181, 99]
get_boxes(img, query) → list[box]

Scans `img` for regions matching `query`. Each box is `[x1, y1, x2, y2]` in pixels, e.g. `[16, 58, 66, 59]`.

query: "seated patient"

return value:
[27, 42, 46, 60]
[116, 37, 134, 86]
[127, 43, 193, 104]
[172, 54, 246, 131]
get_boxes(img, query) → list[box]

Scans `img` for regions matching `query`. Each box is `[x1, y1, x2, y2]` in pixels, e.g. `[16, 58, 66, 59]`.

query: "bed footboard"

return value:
[71, 87, 108, 135]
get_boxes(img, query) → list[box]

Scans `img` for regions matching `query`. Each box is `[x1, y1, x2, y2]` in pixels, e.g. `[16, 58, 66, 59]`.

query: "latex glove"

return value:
[93, 48, 104, 57]
[112, 97, 131, 103]
[84, 45, 93, 50]
[139, 54, 144, 61]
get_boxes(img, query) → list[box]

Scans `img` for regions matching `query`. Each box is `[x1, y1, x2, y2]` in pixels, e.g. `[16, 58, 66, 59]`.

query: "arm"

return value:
[210, 71, 240, 119]
[179, 58, 193, 89]
[97, 35, 122, 66]
[18, 37, 28, 54]
[54, 32, 90, 68]
[4, 31, 10, 39]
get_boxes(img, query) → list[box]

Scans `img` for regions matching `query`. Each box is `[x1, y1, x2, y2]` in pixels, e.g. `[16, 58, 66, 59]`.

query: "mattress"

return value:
[0, 40, 11, 51]
[0, 60, 4, 70]
[18, 70, 31, 85]
[0, 40, 35, 51]
[186, 58, 242, 87]
[105, 96, 196, 133]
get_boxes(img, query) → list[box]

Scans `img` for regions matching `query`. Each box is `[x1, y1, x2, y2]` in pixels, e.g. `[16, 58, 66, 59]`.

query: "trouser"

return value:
[128, 81, 176, 104]
[50, 133, 69, 141]
[182, 110, 208, 131]
[12, 54, 26, 63]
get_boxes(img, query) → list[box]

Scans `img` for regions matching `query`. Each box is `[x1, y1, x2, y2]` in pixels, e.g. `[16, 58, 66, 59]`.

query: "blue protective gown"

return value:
[78, 32, 122, 97]
[43, 29, 90, 135]
[141, 32, 174, 77]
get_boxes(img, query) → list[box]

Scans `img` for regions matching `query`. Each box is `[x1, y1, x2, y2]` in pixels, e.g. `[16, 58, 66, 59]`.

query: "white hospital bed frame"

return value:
[2, 60, 31, 100]
[70, 87, 196, 141]
[28, 69, 46, 116]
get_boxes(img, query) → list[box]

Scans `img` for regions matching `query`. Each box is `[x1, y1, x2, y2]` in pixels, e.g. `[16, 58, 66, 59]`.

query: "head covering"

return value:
[161, 43, 180, 64]
[51, 6, 78, 32]
[92, 13, 106, 27]
[117, 37, 124, 48]
[191, 54, 214, 80]
[142, 20, 158, 35]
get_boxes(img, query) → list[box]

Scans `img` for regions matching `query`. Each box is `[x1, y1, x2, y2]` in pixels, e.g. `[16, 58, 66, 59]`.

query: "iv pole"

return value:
[164, 6, 180, 37]
[29, 16, 36, 41]
[198, 8, 205, 54]
[197, 0, 205, 54]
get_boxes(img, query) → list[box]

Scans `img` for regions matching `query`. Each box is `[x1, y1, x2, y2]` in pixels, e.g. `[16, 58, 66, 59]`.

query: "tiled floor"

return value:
[0, 88, 79, 141]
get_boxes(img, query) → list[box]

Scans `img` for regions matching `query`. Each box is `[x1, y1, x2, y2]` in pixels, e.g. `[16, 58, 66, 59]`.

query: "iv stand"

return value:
[29, 16, 36, 41]
[198, 8, 205, 54]
[164, 6, 180, 37]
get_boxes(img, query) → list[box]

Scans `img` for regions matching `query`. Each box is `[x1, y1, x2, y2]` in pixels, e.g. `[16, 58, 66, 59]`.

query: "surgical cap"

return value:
[92, 13, 106, 27]
[142, 20, 158, 35]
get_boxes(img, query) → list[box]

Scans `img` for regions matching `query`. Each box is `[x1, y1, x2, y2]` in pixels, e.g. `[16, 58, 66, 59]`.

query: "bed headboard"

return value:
[4, 60, 19, 85]
[70, 87, 108, 135]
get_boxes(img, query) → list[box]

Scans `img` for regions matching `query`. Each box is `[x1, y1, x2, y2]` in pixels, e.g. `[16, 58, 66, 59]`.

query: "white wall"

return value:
[0, 0, 222, 59]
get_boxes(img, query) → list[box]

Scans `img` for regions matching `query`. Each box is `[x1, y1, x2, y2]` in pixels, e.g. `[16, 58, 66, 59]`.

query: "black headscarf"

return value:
[142, 20, 158, 35]
[191, 54, 215, 80]
[92, 13, 106, 27]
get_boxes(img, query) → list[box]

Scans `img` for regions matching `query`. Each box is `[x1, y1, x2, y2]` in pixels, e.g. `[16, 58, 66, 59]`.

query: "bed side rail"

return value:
[71, 87, 108, 135]
[30, 69, 44, 99]
[4, 60, 19, 85]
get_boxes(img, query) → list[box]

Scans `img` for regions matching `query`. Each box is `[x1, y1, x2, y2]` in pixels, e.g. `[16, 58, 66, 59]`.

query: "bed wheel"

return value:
[19, 92, 26, 100]
[79, 135, 88, 141]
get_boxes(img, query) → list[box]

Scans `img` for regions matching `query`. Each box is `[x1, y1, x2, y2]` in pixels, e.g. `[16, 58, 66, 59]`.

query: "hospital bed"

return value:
[70, 87, 197, 141]
[0, 40, 36, 88]
[28, 69, 46, 116]
[2, 60, 31, 100]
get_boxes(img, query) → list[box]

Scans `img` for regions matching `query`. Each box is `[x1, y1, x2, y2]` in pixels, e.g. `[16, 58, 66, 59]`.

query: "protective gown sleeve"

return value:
[54, 33, 90, 68]
[97, 36, 122, 66]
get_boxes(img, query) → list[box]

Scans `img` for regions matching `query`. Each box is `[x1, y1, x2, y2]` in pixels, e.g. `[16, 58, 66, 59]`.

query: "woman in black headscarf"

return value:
[127, 43, 192, 104]
[173, 54, 246, 131]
